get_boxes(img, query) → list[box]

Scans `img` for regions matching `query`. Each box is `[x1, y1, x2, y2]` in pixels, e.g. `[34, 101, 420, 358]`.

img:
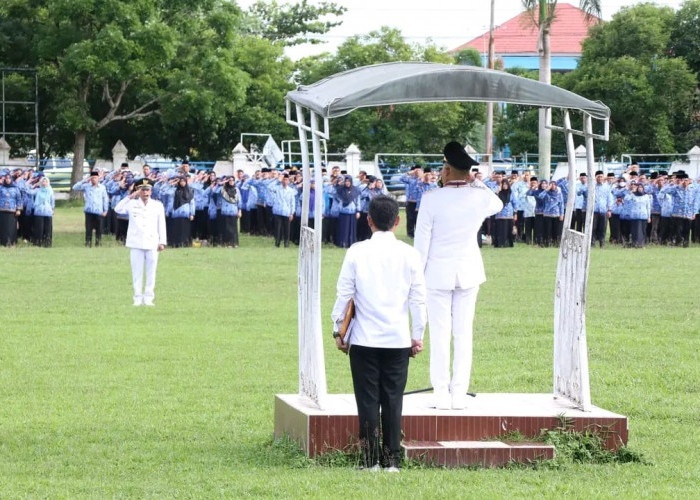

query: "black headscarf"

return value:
[173, 178, 194, 210]
[335, 176, 361, 207]
[498, 181, 511, 205]
[222, 181, 238, 204]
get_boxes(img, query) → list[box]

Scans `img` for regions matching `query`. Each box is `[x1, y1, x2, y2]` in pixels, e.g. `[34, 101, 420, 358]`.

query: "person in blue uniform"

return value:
[493, 179, 516, 247]
[526, 179, 548, 246]
[625, 182, 652, 248]
[169, 176, 195, 247]
[30, 175, 55, 247]
[271, 172, 296, 248]
[72, 171, 109, 247]
[542, 180, 564, 247]
[661, 170, 696, 247]
[400, 165, 422, 238]
[219, 176, 241, 247]
[334, 175, 361, 248]
[592, 170, 613, 248]
[0, 170, 23, 246]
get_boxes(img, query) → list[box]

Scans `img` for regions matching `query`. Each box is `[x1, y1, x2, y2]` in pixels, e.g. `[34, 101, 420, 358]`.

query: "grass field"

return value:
[1, 204, 699, 498]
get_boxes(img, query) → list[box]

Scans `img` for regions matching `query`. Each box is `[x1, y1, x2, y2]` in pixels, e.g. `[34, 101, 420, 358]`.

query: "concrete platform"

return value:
[274, 393, 628, 458]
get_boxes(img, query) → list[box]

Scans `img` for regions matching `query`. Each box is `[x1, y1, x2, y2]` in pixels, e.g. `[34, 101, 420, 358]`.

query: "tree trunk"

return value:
[70, 130, 87, 199]
[538, 24, 552, 181]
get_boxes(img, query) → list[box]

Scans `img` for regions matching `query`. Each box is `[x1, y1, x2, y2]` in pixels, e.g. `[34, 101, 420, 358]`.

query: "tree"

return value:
[563, 3, 698, 155]
[293, 27, 485, 158]
[669, 0, 700, 78]
[521, 0, 601, 179]
[245, 0, 346, 46]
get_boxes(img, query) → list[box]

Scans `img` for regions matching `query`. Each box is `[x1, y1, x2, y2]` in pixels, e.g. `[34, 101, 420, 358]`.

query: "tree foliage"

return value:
[294, 27, 486, 158]
[669, 0, 700, 77]
[566, 3, 699, 156]
[245, 0, 346, 46]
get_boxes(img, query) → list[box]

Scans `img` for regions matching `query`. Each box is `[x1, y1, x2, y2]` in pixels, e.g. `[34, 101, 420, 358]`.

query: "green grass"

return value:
[0, 204, 699, 497]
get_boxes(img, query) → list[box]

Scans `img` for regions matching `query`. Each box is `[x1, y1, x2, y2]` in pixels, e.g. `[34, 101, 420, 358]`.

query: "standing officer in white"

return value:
[115, 178, 167, 306]
[414, 142, 503, 410]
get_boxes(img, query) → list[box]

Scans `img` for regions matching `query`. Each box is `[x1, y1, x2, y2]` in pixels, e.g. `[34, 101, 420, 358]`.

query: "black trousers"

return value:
[322, 217, 337, 244]
[523, 216, 535, 244]
[264, 205, 274, 235]
[115, 217, 129, 243]
[659, 216, 672, 244]
[85, 213, 103, 246]
[592, 212, 607, 246]
[691, 214, 700, 243]
[32, 215, 53, 247]
[534, 214, 544, 245]
[543, 216, 561, 247]
[357, 212, 370, 241]
[405, 201, 417, 238]
[255, 205, 267, 236]
[515, 210, 524, 240]
[609, 214, 621, 244]
[274, 214, 291, 247]
[650, 214, 661, 243]
[0, 211, 18, 246]
[671, 217, 691, 247]
[349, 345, 411, 468]
[493, 218, 514, 247]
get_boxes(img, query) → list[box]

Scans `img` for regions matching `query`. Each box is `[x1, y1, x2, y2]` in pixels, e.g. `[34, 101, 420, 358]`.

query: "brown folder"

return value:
[338, 298, 355, 341]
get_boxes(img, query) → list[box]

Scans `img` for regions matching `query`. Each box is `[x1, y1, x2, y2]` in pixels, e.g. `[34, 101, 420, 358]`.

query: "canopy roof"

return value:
[286, 62, 610, 121]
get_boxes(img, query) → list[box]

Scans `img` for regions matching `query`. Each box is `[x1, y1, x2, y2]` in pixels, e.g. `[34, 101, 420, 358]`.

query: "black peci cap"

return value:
[443, 141, 479, 170]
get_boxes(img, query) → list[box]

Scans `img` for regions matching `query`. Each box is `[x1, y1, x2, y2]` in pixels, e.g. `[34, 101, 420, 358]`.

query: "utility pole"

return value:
[485, 0, 495, 169]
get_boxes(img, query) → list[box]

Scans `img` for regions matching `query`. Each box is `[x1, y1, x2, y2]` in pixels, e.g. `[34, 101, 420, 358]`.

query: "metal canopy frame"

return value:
[1, 68, 39, 167]
[286, 62, 609, 411]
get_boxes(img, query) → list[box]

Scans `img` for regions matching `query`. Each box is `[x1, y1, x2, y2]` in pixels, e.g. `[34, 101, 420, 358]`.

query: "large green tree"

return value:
[564, 3, 698, 156]
[294, 27, 485, 159]
[670, 0, 700, 77]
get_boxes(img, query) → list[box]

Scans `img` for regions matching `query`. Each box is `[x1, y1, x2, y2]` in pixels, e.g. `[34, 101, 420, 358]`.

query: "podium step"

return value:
[403, 440, 556, 467]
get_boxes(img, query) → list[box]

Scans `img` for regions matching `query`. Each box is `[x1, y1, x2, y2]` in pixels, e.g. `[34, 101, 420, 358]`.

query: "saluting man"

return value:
[414, 142, 503, 410]
[115, 178, 167, 306]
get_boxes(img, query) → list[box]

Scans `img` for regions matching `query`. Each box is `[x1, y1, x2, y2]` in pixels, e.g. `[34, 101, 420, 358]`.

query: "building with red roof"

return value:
[451, 2, 600, 72]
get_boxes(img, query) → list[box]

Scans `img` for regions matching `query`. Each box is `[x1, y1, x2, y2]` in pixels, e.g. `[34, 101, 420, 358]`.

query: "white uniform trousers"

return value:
[427, 286, 479, 395]
[130, 248, 159, 303]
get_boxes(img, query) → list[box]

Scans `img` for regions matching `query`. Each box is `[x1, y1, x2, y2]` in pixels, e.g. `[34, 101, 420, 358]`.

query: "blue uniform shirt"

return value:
[72, 179, 109, 215]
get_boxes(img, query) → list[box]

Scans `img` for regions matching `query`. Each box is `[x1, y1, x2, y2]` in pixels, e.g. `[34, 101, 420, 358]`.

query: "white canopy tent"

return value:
[286, 62, 610, 412]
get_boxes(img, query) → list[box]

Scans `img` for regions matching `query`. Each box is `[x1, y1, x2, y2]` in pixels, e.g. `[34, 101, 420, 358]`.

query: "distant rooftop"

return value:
[451, 2, 600, 57]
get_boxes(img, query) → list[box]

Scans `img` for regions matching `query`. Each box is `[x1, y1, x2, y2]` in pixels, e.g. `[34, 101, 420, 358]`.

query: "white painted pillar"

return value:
[111, 140, 128, 171]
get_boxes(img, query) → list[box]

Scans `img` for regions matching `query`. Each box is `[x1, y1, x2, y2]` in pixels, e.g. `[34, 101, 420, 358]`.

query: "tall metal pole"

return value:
[484, 0, 495, 168]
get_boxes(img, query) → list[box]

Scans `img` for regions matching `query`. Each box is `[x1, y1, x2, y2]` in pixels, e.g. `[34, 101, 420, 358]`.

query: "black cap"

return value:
[133, 178, 153, 189]
[580, 172, 587, 177]
[531, 176, 538, 181]
[411, 164, 422, 171]
[181, 159, 189, 165]
[650, 172, 658, 180]
[424, 167, 432, 173]
[659, 170, 668, 176]
[607, 172, 615, 178]
[90, 171, 99, 177]
[629, 171, 638, 177]
[443, 141, 479, 170]
[121, 162, 129, 168]
[595, 170, 604, 176]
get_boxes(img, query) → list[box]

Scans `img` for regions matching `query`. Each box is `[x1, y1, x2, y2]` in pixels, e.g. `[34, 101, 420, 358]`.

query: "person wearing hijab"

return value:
[30, 176, 55, 247]
[219, 176, 241, 247]
[169, 175, 195, 247]
[334, 175, 361, 248]
[0, 170, 23, 246]
[494, 179, 516, 247]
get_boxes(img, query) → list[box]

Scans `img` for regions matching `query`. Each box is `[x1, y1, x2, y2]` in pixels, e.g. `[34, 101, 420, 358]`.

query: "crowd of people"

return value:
[402, 164, 700, 249]
[3, 160, 699, 250]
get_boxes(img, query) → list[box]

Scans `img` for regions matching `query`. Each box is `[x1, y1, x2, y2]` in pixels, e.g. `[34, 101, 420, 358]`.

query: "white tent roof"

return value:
[286, 62, 610, 120]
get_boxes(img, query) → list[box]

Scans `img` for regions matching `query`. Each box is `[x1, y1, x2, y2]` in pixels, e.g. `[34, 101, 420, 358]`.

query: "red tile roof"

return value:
[451, 2, 600, 56]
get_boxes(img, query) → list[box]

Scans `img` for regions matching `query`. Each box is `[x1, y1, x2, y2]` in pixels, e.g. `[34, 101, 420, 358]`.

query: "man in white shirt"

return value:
[414, 142, 503, 410]
[332, 196, 426, 471]
[115, 178, 167, 306]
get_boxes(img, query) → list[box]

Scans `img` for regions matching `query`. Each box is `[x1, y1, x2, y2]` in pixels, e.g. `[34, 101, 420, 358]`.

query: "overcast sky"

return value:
[238, 0, 687, 59]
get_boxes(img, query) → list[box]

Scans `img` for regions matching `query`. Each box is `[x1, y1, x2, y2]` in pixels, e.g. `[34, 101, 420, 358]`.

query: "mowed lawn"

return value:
[0, 203, 698, 498]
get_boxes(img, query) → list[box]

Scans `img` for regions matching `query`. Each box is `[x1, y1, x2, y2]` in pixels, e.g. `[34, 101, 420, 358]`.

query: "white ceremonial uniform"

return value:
[414, 180, 503, 408]
[115, 196, 167, 305]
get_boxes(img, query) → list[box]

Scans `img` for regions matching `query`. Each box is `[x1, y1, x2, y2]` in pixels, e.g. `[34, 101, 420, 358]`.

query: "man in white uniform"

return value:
[332, 196, 426, 471]
[115, 179, 167, 306]
[414, 142, 503, 410]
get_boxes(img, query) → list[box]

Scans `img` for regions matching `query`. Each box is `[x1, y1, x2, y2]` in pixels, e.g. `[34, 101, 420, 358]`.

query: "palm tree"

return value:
[521, 0, 601, 179]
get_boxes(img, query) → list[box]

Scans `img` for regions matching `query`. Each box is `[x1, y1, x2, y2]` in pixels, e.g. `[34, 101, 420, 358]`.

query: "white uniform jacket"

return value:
[115, 197, 167, 250]
[414, 181, 503, 290]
